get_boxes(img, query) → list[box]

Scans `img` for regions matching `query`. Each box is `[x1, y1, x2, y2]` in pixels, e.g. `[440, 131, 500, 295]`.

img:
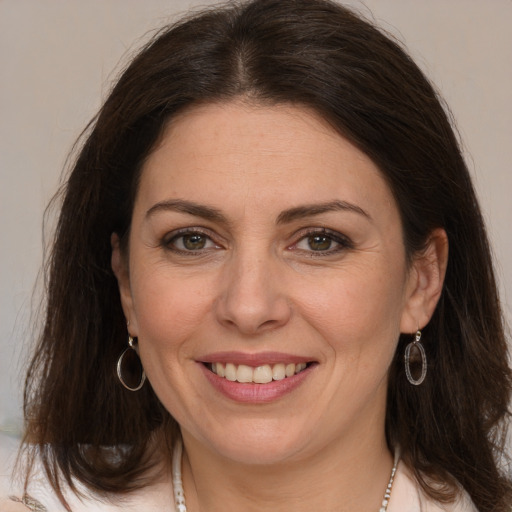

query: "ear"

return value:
[400, 228, 449, 333]
[111, 233, 139, 336]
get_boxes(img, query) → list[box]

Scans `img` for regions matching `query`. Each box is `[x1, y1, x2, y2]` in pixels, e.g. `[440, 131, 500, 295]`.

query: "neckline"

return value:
[171, 438, 399, 512]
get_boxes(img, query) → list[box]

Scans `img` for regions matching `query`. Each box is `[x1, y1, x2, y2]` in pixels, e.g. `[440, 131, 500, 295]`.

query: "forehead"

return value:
[136, 101, 397, 224]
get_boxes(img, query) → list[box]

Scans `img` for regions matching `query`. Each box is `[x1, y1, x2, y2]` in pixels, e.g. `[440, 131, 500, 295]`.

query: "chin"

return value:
[216, 441, 303, 466]
[195, 421, 315, 466]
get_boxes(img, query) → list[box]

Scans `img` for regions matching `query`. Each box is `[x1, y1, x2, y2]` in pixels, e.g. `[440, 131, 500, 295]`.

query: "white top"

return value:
[0, 435, 478, 512]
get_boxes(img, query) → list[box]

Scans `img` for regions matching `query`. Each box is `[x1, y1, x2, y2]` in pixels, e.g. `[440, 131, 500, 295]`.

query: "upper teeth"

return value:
[211, 362, 307, 384]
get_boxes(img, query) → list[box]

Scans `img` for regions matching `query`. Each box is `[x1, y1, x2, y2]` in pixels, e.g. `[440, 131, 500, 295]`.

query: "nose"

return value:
[214, 248, 292, 335]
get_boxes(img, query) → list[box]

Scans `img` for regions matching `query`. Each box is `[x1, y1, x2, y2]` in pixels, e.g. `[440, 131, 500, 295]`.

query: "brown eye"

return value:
[307, 234, 332, 251]
[166, 231, 218, 252]
[292, 229, 351, 255]
[182, 233, 207, 250]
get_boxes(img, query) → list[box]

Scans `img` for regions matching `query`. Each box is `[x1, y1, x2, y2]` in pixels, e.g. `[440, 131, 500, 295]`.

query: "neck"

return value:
[179, 429, 393, 512]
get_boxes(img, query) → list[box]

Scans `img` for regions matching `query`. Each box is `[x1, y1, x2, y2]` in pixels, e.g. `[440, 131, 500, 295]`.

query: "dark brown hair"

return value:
[23, 0, 511, 510]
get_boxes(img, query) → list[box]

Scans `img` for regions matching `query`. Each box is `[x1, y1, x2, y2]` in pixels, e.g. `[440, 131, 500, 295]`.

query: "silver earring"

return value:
[404, 330, 427, 386]
[117, 336, 146, 391]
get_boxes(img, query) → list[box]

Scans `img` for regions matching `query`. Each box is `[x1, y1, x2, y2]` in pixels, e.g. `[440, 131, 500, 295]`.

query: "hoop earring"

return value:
[117, 336, 146, 391]
[404, 330, 427, 386]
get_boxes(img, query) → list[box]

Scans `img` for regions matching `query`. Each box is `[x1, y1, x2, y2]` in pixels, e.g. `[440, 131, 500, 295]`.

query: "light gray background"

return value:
[1, 0, 511, 435]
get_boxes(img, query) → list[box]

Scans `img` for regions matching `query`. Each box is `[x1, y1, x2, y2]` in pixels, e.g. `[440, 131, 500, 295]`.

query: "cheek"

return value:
[128, 267, 215, 415]
[296, 265, 407, 355]
[130, 264, 213, 351]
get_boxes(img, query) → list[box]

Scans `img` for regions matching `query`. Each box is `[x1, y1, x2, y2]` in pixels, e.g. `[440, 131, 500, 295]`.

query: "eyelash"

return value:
[161, 227, 353, 257]
[162, 228, 221, 255]
[290, 228, 353, 257]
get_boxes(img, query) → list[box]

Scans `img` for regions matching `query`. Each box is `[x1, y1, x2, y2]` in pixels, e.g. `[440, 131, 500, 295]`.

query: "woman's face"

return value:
[114, 101, 430, 465]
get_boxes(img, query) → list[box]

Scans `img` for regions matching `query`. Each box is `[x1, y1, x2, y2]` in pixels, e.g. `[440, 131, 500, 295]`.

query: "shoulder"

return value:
[1, 433, 65, 511]
[0, 496, 51, 512]
[0, 499, 30, 512]
[389, 461, 478, 512]
[1, 435, 177, 512]
[3, 473, 176, 512]
[0, 434, 32, 511]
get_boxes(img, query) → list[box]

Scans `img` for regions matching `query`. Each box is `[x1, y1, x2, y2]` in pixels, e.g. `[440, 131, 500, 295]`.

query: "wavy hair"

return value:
[22, 1, 511, 510]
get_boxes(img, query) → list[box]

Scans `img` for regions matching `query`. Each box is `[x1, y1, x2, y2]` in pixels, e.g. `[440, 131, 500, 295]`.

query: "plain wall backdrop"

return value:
[1, 0, 511, 435]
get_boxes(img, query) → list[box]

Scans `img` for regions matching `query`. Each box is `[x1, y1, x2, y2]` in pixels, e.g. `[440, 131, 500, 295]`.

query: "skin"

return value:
[112, 101, 447, 511]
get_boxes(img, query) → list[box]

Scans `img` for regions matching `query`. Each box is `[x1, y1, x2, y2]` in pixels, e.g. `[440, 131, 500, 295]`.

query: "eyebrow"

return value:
[145, 198, 371, 225]
[276, 200, 371, 224]
[145, 199, 229, 224]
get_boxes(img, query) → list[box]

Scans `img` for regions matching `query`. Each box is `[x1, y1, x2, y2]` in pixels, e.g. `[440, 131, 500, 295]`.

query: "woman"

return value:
[2, 0, 511, 510]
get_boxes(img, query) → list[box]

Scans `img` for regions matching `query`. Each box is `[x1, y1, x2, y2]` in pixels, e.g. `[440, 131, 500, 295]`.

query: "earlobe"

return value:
[400, 228, 449, 333]
[111, 233, 138, 333]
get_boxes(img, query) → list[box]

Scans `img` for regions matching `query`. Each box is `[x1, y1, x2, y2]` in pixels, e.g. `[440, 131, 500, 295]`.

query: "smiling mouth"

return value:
[206, 362, 311, 384]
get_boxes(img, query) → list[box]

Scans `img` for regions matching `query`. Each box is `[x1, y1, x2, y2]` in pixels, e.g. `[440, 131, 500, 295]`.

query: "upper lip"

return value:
[198, 351, 315, 366]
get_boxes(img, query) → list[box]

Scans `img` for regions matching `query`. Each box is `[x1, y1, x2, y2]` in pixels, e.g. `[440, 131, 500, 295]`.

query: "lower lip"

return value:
[200, 363, 315, 403]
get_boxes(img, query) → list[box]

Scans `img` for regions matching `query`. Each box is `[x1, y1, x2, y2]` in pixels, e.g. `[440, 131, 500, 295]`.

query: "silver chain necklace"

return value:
[172, 439, 398, 512]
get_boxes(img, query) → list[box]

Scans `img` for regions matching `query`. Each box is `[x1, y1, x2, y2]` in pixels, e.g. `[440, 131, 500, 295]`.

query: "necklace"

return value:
[172, 439, 398, 512]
